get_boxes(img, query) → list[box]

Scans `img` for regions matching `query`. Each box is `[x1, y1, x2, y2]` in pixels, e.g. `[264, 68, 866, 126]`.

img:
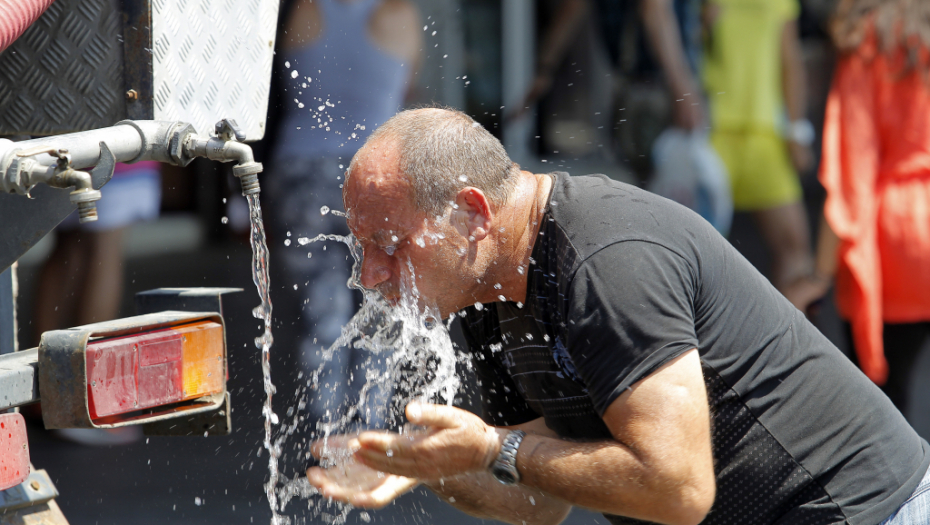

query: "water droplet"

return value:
[525, 333, 533, 341]
[284, 239, 291, 246]
[493, 283, 502, 289]
[543, 334, 550, 342]
[284, 60, 290, 68]
[516, 302, 524, 309]
[489, 343, 502, 353]
[386, 449, 394, 457]
[318, 105, 325, 111]
[221, 216, 228, 224]
[293, 284, 298, 290]
[320, 206, 330, 215]
[498, 295, 506, 302]
[252, 306, 264, 319]
[298, 237, 310, 245]
[290, 70, 298, 79]
[415, 237, 426, 248]
[517, 266, 525, 275]
[474, 302, 484, 311]
[391, 235, 398, 242]
[529, 496, 535, 505]
[195, 497, 203, 506]
[432, 31, 437, 36]
[360, 512, 371, 523]
[222, 198, 227, 203]
[458, 175, 467, 182]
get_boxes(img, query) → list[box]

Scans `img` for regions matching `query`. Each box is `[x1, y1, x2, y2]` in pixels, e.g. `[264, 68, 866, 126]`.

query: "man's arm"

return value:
[350, 349, 715, 525]
[424, 418, 572, 525]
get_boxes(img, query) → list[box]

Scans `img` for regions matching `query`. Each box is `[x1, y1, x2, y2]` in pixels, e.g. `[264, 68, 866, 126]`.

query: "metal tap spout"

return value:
[183, 119, 262, 196]
[11, 146, 102, 222]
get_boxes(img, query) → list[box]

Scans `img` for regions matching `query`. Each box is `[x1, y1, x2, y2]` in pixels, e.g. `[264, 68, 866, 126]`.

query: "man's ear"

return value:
[452, 187, 493, 242]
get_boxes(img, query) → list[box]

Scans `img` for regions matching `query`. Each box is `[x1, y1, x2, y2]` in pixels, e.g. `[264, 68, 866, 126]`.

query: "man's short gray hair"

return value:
[352, 107, 519, 216]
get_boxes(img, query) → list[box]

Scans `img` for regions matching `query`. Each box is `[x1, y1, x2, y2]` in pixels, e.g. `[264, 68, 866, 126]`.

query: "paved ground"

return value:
[13, 199, 929, 524]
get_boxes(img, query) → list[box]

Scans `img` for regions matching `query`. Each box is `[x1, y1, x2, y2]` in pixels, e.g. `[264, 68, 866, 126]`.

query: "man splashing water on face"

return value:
[307, 107, 930, 525]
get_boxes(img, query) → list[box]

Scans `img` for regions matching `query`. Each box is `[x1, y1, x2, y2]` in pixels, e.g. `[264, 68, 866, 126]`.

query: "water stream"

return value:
[246, 194, 284, 525]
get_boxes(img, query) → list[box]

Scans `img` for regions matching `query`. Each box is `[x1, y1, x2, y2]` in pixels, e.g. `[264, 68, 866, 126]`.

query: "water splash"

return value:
[245, 194, 283, 525]
[276, 231, 463, 523]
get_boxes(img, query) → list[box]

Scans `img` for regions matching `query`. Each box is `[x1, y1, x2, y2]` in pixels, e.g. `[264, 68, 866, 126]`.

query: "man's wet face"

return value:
[344, 149, 470, 316]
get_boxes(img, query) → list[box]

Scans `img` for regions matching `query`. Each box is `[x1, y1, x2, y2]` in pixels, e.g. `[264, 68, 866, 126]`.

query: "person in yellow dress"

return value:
[703, 0, 815, 291]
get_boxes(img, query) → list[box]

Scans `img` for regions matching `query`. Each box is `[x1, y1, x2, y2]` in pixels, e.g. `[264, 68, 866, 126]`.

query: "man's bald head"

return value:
[347, 107, 519, 217]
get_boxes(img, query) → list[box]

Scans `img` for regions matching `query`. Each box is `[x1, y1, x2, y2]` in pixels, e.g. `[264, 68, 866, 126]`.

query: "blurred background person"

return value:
[785, 0, 930, 417]
[703, 0, 815, 292]
[263, 0, 422, 432]
[509, 0, 704, 169]
[31, 161, 162, 446]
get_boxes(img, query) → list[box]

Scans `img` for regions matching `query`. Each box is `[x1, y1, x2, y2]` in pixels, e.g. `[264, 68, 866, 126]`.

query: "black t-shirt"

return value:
[462, 173, 929, 525]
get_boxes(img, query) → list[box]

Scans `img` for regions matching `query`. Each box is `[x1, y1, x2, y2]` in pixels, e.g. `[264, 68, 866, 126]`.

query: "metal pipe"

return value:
[0, 119, 262, 206]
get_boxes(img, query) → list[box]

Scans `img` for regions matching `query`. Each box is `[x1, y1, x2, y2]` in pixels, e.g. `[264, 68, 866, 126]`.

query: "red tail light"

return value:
[85, 321, 224, 423]
[0, 413, 29, 491]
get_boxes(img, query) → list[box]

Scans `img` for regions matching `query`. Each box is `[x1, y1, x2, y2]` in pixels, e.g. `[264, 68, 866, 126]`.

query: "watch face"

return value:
[492, 465, 518, 485]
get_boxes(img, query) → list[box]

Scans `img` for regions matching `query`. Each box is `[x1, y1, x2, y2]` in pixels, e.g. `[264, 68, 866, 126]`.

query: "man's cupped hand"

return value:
[306, 403, 504, 508]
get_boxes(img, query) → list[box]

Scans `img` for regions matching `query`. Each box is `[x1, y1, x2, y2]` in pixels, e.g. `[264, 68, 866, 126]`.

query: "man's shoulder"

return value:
[546, 172, 716, 265]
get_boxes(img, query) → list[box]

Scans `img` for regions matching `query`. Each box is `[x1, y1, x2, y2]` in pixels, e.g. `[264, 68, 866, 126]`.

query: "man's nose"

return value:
[360, 249, 392, 289]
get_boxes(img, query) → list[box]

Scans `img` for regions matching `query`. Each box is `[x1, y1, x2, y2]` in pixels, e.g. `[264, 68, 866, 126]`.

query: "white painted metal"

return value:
[150, 0, 279, 141]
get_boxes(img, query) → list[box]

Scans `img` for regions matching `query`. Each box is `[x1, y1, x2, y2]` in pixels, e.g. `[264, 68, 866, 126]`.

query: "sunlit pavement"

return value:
[16, 205, 928, 525]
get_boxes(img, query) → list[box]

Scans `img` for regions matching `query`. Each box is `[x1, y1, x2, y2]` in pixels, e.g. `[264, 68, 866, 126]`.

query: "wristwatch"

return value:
[490, 430, 526, 485]
[786, 119, 815, 147]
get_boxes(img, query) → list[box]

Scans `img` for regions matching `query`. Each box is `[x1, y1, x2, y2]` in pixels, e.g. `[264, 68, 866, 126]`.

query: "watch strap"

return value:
[490, 430, 526, 485]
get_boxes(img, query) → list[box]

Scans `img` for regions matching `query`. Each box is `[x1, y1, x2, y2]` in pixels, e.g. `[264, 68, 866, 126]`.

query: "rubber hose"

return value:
[0, 0, 56, 53]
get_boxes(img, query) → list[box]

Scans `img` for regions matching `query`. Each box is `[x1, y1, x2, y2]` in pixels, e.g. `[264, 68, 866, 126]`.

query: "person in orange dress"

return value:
[786, 0, 930, 415]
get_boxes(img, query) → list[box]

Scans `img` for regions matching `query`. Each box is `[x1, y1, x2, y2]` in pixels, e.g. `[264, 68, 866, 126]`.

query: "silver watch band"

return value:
[490, 430, 526, 485]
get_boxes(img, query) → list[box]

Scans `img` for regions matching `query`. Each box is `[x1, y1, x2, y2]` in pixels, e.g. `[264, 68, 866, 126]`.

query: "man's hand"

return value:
[306, 434, 419, 509]
[354, 403, 505, 481]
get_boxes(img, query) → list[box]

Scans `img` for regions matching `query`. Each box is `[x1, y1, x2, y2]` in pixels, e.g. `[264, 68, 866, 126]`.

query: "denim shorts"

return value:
[881, 465, 930, 524]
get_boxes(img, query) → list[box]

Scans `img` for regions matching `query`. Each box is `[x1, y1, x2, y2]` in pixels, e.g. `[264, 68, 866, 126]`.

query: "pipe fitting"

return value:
[183, 124, 263, 196]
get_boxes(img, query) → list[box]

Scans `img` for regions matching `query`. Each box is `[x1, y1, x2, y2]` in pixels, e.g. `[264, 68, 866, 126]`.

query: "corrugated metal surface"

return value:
[149, 0, 278, 140]
[0, 0, 125, 135]
[0, 0, 277, 140]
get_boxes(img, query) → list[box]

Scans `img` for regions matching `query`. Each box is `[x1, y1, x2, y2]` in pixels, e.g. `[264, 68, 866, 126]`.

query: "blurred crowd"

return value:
[27, 0, 930, 445]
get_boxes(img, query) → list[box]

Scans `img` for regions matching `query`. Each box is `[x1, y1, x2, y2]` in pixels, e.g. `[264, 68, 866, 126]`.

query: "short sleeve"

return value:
[565, 241, 699, 415]
[459, 308, 539, 427]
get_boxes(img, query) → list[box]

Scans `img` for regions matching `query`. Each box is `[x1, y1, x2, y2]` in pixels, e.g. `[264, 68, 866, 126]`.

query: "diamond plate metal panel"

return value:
[0, 0, 126, 135]
[150, 0, 278, 141]
[0, 0, 276, 140]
